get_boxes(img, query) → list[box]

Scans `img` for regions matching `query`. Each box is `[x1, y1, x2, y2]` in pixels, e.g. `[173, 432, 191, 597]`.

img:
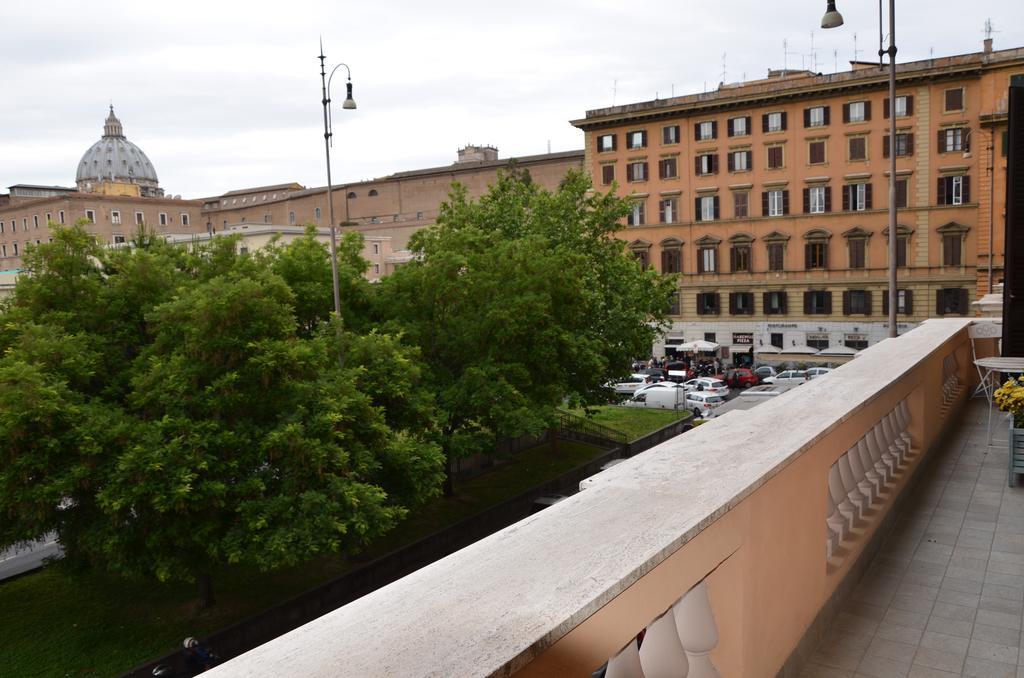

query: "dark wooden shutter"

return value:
[863, 101, 872, 121]
[963, 129, 971, 153]
[602, 165, 614, 184]
[711, 154, 719, 174]
[761, 113, 769, 133]
[842, 290, 851, 315]
[727, 152, 735, 172]
[780, 292, 788, 314]
[761, 191, 769, 216]
[782, 190, 790, 215]
[641, 131, 648, 147]
[903, 290, 913, 314]
[936, 290, 945, 315]
[883, 136, 890, 158]
[906, 96, 914, 116]
[763, 291, 771, 314]
[937, 130, 947, 153]
[824, 186, 832, 212]
[842, 103, 850, 123]
[865, 183, 873, 209]
[883, 97, 890, 119]
[694, 124, 701, 141]
[695, 156, 702, 176]
[824, 292, 833, 314]
[744, 116, 752, 134]
[823, 244, 829, 269]
[803, 188, 811, 213]
[713, 196, 720, 219]
[694, 197, 702, 222]
[823, 106, 830, 125]
[642, 162, 649, 180]
[906, 133, 914, 155]
[842, 185, 850, 211]
[729, 292, 737, 314]
[745, 150, 752, 168]
[611, 135, 617, 151]
[696, 292, 704, 311]
[864, 291, 873, 315]
[727, 118, 734, 136]
[962, 175, 971, 203]
[711, 121, 718, 139]
[805, 243, 812, 269]
[803, 108, 811, 128]
[882, 290, 889, 315]
[658, 160, 665, 180]
[803, 291, 812, 314]
[958, 289, 969, 314]
[780, 112, 788, 130]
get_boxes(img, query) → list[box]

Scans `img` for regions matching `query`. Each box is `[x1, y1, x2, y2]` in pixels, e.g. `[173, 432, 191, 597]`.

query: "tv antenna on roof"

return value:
[721, 52, 727, 83]
[853, 32, 860, 63]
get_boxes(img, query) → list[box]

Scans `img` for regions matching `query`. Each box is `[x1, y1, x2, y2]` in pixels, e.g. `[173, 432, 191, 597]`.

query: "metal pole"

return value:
[885, 0, 898, 338]
[319, 46, 344, 366]
[989, 128, 995, 293]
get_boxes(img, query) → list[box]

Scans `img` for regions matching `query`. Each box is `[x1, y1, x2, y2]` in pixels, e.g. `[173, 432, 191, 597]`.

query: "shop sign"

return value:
[732, 333, 753, 345]
[845, 333, 867, 342]
[806, 333, 829, 342]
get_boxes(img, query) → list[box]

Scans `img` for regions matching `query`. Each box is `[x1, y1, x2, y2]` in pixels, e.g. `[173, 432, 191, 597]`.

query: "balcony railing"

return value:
[207, 318, 984, 678]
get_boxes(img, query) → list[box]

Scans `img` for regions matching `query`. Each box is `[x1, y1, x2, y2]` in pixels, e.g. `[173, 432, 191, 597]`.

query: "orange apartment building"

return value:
[572, 42, 1020, 360]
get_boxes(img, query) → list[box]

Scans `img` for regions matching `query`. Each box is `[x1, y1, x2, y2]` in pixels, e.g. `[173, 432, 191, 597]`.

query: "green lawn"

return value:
[0, 439, 607, 678]
[568, 404, 690, 441]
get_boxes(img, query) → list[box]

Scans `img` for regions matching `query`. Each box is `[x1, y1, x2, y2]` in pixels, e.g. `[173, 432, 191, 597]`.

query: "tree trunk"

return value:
[198, 572, 215, 609]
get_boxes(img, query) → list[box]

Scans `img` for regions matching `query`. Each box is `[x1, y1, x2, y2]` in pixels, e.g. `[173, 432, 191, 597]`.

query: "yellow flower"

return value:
[995, 375, 1024, 424]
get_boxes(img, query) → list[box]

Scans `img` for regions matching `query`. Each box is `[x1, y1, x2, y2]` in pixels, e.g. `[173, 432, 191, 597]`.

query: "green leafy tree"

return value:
[0, 225, 443, 607]
[378, 169, 673, 493]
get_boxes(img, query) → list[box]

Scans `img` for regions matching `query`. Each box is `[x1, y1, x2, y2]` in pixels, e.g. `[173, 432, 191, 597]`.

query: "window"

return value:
[159, 213, 168, 226]
[659, 157, 678, 179]
[763, 111, 786, 133]
[627, 161, 648, 182]
[808, 140, 826, 165]
[728, 116, 750, 137]
[135, 212, 144, 225]
[730, 244, 751, 272]
[598, 134, 616, 152]
[770, 332, 784, 348]
[696, 195, 719, 222]
[696, 121, 717, 141]
[767, 146, 784, 169]
[13, 243, 18, 256]
[848, 238, 866, 269]
[728, 150, 751, 172]
[938, 127, 967, 153]
[882, 289, 914, 315]
[695, 154, 718, 176]
[843, 290, 872, 315]
[113, 234, 126, 244]
[805, 242, 828, 269]
[729, 292, 754, 315]
[416, 211, 424, 220]
[0, 221, 4, 234]
[631, 248, 650, 270]
[288, 211, 296, 225]
[884, 94, 913, 118]
[804, 185, 830, 214]
[86, 210, 95, 223]
[767, 243, 785, 271]
[373, 264, 381, 275]
[765, 189, 787, 217]
[347, 191, 357, 199]
[804, 290, 832, 315]
[59, 210, 65, 224]
[697, 246, 717, 273]
[944, 88, 964, 112]
[805, 105, 829, 127]
[601, 164, 615, 185]
[111, 210, 121, 225]
[844, 100, 870, 123]
[843, 183, 872, 211]
[627, 130, 647, 149]
[659, 198, 678, 224]
[697, 292, 720, 315]
[806, 334, 831, 350]
[627, 201, 645, 226]
[844, 335, 869, 350]
[32, 215, 39, 228]
[894, 179, 908, 208]
[943, 234, 962, 266]
[1, 245, 5, 257]
[848, 136, 867, 161]
[663, 125, 680, 144]
[936, 288, 968, 315]
[733, 191, 749, 218]
[373, 242, 380, 255]
[668, 292, 680, 315]
[883, 132, 914, 158]
[896, 235, 908, 267]
[45, 212, 51, 224]
[661, 246, 682, 273]
[764, 291, 787, 315]
[937, 176, 969, 206]
[315, 207, 321, 221]
[368, 189, 379, 197]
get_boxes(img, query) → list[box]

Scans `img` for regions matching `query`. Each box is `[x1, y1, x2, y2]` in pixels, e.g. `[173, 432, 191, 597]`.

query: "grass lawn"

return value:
[568, 404, 690, 441]
[0, 439, 607, 677]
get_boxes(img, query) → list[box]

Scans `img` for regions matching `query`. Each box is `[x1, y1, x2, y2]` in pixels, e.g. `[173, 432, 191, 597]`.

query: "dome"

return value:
[76, 106, 162, 197]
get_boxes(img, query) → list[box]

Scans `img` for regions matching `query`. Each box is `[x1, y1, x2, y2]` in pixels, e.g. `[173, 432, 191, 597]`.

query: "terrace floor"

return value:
[801, 397, 1024, 678]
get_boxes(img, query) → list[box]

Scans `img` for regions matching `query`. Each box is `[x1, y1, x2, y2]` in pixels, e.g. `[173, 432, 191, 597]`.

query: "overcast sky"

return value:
[2, 0, 1022, 199]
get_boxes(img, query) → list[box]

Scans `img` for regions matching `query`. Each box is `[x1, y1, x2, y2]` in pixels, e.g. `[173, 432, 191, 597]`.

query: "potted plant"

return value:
[995, 376, 1024, 486]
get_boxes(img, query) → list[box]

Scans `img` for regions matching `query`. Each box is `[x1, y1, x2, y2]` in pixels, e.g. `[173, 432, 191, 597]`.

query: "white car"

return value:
[806, 367, 834, 380]
[634, 381, 687, 396]
[684, 391, 726, 418]
[612, 373, 652, 394]
[763, 370, 808, 386]
[683, 378, 730, 396]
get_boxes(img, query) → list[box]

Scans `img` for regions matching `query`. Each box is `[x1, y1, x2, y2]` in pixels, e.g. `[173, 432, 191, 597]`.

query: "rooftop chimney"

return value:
[984, 37, 993, 54]
[456, 145, 499, 164]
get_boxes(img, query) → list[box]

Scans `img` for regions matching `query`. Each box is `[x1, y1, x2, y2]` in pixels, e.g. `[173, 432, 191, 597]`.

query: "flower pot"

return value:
[1010, 421, 1024, 487]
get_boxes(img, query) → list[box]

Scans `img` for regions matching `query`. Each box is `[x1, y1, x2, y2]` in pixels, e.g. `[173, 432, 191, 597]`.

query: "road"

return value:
[0, 534, 62, 581]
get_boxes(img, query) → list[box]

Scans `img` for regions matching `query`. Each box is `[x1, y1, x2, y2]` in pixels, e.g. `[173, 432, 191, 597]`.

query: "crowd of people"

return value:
[632, 355, 723, 378]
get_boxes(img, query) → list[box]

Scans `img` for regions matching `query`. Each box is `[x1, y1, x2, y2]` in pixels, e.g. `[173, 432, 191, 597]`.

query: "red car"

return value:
[717, 368, 760, 388]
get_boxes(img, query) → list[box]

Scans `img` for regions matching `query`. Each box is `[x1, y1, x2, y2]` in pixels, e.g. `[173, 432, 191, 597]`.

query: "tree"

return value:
[378, 169, 673, 493]
[0, 226, 443, 607]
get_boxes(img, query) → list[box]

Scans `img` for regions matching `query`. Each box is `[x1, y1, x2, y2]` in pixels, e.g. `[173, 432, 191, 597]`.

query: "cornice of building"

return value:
[572, 47, 1024, 131]
[0, 192, 203, 213]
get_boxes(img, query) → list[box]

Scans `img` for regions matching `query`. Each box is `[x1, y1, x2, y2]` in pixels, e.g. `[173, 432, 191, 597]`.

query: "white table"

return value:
[973, 356, 1024, 444]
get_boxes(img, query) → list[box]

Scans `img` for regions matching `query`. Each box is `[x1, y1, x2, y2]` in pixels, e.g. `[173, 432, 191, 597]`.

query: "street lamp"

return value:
[318, 42, 357, 364]
[823, 1, 898, 339]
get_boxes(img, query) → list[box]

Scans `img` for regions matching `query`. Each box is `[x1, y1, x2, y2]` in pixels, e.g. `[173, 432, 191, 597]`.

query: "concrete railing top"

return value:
[209, 318, 973, 678]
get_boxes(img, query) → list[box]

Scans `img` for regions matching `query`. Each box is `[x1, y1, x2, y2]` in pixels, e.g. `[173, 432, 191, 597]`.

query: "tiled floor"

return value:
[802, 397, 1024, 678]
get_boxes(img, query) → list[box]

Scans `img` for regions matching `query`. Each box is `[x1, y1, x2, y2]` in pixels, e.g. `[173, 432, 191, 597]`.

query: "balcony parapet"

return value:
[208, 318, 979, 678]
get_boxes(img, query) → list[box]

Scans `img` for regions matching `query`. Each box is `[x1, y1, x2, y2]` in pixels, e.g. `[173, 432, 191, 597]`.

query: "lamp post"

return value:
[823, 0, 899, 339]
[318, 42, 357, 364]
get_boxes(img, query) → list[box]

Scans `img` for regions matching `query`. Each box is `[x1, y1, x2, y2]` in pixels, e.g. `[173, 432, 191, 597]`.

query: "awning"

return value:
[677, 340, 720, 352]
[754, 345, 782, 354]
[780, 344, 822, 355]
[817, 345, 859, 356]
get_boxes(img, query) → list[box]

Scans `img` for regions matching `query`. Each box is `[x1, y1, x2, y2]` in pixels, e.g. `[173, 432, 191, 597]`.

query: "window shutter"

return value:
[865, 183, 873, 209]
[762, 113, 769, 133]
[727, 118, 734, 137]
[883, 136, 890, 158]
[780, 292, 788, 314]
[782, 190, 790, 215]
[695, 197, 702, 222]
[780, 111, 788, 130]
[907, 133, 914, 155]
[842, 185, 850, 211]
[824, 292, 833, 314]
[694, 124, 701, 141]
[883, 97, 890, 119]
[906, 96, 914, 116]
[882, 290, 889, 315]
[729, 293, 737, 314]
[937, 130, 946, 153]
[642, 162, 648, 180]
[713, 196, 720, 219]
[803, 188, 811, 213]
[696, 293, 704, 311]
[863, 101, 872, 121]
[842, 103, 850, 123]
[823, 244, 829, 269]
[641, 131, 648, 147]
[804, 291, 812, 314]
[904, 290, 913, 314]
[711, 121, 718, 139]
[711, 154, 719, 174]
[763, 291, 771, 313]
[658, 161, 665, 180]
[936, 290, 945, 315]
[745, 150, 753, 168]
[805, 243, 812, 269]
[744, 116, 752, 133]
[823, 106, 830, 125]
[824, 186, 832, 212]
[661, 250, 669, 272]
[843, 290, 851, 315]
[761, 191, 769, 216]
[695, 156, 702, 176]
[963, 129, 970, 153]
[803, 108, 811, 128]
[864, 291, 873, 315]
[727, 152, 735, 172]
[937, 177, 947, 205]
[962, 175, 971, 203]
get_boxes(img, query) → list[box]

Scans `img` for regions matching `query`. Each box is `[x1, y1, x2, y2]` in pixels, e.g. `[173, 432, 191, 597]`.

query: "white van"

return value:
[625, 387, 686, 410]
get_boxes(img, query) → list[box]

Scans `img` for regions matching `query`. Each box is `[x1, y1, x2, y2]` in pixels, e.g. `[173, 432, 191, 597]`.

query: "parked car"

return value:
[612, 373, 653, 394]
[684, 391, 726, 418]
[753, 365, 778, 380]
[625, 387, 686, 410]
[763, 370, 808, 386]
[683, 377, 731, 396]
[718, 368, 760, 389]
[635, 381, 687, 396]
[806, 367, 834, 380]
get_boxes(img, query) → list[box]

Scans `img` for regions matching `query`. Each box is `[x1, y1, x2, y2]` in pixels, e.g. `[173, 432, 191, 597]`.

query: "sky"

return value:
[2, 0, 1022, 199]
